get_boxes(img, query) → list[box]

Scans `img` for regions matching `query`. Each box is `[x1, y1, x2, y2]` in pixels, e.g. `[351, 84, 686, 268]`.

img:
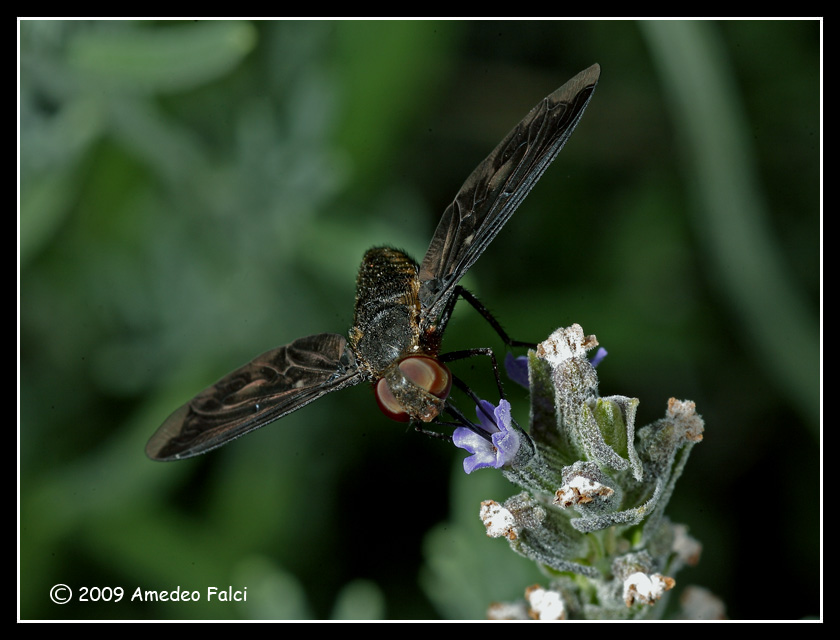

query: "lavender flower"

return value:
[504, 352, 530, 388]
[453, 399, 521, 474]
[590, 346, 608, 368]
[436, 325, 715, 619]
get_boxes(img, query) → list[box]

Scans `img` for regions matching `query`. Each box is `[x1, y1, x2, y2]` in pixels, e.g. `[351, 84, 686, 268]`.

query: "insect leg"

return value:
[440, 346, 508, 402]
[440, 285, 537, 349]
[412, 423, 455, 440]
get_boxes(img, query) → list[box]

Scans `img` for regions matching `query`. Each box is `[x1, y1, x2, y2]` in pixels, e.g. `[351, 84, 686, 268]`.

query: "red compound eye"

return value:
[375, 356, 452, 422]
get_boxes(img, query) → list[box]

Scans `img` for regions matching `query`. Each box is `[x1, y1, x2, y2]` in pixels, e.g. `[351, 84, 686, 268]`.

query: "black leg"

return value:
[416, 285, 534, 443]
[441, 347, 508, 403]
[452, 286, 537, 349]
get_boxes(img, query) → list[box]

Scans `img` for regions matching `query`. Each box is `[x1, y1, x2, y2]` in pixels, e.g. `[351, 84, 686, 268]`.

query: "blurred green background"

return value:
[19, 20, 820, 620]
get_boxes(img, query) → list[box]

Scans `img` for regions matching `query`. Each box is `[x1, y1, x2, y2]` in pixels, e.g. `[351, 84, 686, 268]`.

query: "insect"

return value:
[146, 64, 600, 461]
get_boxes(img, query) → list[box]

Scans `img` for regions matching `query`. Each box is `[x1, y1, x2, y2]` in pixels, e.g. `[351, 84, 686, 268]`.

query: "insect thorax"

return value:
[349, 247, 423, 376]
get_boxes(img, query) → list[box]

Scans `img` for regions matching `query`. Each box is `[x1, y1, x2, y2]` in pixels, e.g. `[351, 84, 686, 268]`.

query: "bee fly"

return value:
[146, 64, 600, 461]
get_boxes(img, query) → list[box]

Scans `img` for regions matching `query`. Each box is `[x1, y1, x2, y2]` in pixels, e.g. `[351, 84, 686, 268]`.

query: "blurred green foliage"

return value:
[19, 20, 819, 620]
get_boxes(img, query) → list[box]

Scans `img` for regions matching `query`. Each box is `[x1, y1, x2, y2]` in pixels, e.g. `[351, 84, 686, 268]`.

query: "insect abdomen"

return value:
[350, 247, 423, 375]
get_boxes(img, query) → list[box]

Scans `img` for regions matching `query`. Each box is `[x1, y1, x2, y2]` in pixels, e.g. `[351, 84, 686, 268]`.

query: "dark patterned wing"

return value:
[418, 64, 600, 323]
[146, 333, 365, 461]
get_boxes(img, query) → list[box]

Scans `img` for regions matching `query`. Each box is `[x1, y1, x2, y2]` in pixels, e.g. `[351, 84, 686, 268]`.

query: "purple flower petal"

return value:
[453, 399, 521, 474]
[453, 427, 500, 473]
[589, 347, 608, 368]
[505, 352, 530, 388]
